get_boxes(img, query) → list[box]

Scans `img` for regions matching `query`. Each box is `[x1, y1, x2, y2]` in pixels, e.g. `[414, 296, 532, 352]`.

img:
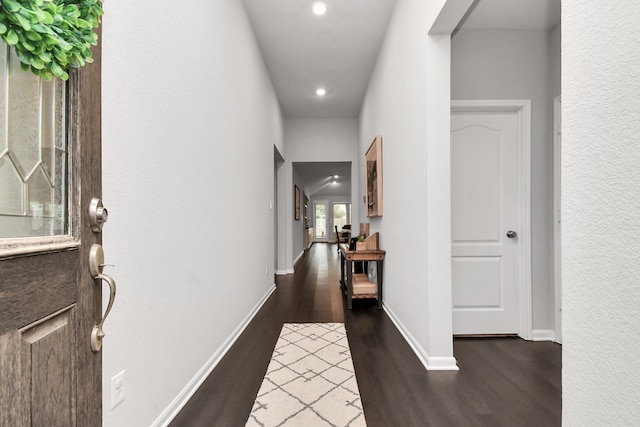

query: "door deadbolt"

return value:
[89, 197, 108, 233]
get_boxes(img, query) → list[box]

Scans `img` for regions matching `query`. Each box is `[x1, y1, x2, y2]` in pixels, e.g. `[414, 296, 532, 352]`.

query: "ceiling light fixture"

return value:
[316, 88, 326, 96]
[333, 175, 339, 179]
[312, 1, 327, 15]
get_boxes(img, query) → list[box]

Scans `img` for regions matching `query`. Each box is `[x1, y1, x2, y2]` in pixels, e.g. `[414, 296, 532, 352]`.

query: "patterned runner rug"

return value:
[246, 323, 366, 427]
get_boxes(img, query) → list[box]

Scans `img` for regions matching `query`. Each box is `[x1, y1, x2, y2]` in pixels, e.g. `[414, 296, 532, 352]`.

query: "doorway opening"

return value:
[451, 100, 532, 338]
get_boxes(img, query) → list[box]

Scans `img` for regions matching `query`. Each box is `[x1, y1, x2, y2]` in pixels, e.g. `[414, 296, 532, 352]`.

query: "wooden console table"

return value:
[339, 244, 385, 309]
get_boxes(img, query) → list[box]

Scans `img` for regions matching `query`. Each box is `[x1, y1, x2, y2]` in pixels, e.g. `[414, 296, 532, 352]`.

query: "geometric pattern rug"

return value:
[246, 323, 367, 427]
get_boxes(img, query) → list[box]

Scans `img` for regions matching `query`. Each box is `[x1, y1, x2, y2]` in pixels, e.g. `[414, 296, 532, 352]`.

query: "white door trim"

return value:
[553, 96, 562, 344]
[451, 99, 532, 340]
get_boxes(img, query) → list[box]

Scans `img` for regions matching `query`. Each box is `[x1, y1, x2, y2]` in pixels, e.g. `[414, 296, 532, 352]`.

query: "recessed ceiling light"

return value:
[312, 2, 327, 15]
[316, 88, 326, 96]
[333, 175, 339, 179]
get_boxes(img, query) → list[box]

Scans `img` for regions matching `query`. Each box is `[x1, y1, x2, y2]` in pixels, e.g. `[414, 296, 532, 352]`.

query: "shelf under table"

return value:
[351, 273, 378, 298]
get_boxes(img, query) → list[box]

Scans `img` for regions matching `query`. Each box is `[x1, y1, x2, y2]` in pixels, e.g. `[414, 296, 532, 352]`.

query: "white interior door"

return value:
[451, 106, 527, 335]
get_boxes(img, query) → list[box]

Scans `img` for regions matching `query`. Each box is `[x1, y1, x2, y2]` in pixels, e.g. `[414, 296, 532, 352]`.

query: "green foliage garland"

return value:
[0, 0, 103, 80]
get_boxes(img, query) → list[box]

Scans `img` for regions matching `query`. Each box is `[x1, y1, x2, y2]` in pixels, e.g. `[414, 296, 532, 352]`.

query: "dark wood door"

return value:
[0, 27, 103, 427]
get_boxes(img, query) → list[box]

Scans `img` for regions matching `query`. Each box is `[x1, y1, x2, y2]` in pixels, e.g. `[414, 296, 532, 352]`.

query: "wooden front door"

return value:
[0, 27, 103, 427]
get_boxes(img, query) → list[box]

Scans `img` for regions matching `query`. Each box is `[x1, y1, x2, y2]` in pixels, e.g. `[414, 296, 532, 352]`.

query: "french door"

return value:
[332, 203, 350, 231]
[314, 201, 328, 241]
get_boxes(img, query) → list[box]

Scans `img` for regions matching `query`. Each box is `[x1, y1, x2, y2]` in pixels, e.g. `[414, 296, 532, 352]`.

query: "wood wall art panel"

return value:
[365, 135, 383, 217]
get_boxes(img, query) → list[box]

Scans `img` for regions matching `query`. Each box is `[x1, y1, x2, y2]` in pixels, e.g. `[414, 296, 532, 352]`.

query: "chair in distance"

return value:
[335, 225, 350, 251]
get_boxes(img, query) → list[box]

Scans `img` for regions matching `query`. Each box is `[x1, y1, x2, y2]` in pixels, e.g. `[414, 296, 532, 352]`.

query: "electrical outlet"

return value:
[111, 370, 125, 409]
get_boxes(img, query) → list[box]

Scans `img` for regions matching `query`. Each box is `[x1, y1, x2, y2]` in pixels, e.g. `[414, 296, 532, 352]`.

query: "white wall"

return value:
[291, 168, 308, 259]
[451, 28, 559, 333]
[275, 153, 289, 274]
[359, 0, 456, 369]
[101, 0, 283, 425]
[563, 1, 640, 425]
[282, 118, 359, 271]
[548, 24, 561, 101]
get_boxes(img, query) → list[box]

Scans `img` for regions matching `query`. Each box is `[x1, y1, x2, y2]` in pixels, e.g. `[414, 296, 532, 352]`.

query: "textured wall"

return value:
[563, 0, 640, 424]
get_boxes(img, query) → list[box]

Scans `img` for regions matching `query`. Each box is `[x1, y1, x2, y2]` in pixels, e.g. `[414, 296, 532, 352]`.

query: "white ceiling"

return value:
[460, 0, 560, 31]
[242, 0, 397, 119]
[242, 0, 560, 120]
[293, 162, 351, 198]
[244, 0, 560, 195]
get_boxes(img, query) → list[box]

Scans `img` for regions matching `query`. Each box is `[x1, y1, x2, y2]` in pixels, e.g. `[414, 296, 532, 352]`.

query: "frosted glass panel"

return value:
[41, 79, 55, 180]
[0, 156, 23, 214]
[8, 48, 41, 179]
[0, 43, 67, 238]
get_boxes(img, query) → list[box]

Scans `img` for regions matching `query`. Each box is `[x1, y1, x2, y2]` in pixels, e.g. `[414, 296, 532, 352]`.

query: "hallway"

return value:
[169, 243, 561, 427]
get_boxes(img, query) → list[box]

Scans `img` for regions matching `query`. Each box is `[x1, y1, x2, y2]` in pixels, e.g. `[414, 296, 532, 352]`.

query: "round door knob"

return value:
[506, 230, 518, 239]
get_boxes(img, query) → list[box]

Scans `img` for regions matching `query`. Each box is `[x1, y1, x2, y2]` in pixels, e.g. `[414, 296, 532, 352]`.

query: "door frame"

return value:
[553, 96, 562, 344]
[451, 99, 532, 339]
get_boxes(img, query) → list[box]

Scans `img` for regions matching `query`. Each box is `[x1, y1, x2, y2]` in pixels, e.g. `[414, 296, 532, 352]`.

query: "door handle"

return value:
[91, 273, 116, 353]
[506, 230, 518, 239]
[89, 244, 117, 353]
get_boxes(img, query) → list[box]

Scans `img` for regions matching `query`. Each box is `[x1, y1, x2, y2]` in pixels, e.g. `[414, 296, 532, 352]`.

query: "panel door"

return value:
[451, 110, 520, 335]
[0, 30, 103, 427]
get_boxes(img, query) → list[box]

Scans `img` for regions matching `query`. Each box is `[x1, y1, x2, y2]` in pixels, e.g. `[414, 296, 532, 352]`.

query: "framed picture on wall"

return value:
[366, 135, 383, 217]
[294, 185, 301, 220]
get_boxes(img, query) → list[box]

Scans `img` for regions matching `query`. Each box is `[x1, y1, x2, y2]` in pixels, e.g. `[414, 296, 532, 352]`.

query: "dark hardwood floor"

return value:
[169, 243, 561, 427]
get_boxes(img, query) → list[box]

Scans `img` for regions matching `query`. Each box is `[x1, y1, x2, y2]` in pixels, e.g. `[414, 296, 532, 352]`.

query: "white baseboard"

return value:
[275, 270, 289, 276]
[384, 304, 459, 371]
[531, 329, 556, 342]
[293, 250, 304, 266]
[151, 285, 276, 427]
